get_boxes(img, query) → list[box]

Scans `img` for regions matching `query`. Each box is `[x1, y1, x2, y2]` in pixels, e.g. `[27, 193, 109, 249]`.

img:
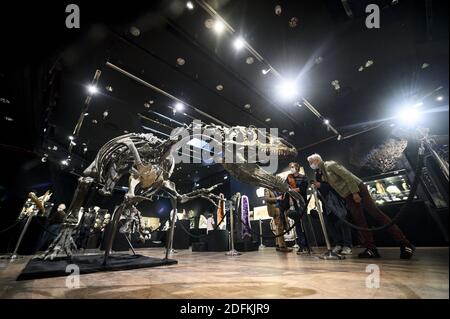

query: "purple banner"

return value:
[241, 195, 251, 238]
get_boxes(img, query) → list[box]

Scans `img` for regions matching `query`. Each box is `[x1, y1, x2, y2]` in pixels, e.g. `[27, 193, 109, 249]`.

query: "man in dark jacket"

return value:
[315, 170, 352, 255]
[307, 153, 415, 259]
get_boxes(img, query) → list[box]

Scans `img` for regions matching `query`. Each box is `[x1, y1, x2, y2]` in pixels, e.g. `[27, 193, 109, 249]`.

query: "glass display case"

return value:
[363, 169, 416, 206]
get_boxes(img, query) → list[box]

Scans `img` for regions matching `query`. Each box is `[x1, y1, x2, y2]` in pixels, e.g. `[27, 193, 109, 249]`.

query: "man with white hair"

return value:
[307, 153, 415, 259]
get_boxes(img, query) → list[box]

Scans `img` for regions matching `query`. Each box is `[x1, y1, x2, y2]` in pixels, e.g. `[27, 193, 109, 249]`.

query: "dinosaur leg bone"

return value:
[161, 181, 222, 207]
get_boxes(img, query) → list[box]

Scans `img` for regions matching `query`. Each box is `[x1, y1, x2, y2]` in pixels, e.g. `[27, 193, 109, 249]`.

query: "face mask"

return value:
[310, 163, 318, 170]
[290, 168, 297, 174]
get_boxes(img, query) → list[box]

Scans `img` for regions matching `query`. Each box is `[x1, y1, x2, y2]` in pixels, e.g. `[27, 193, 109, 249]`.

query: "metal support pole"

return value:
[416, 128, 449, 182]
[225, 200, 241, 256]
[165, 205, 178, 260]
[8, 213, 35, 260]
[168, 210, 177, 255]
[124, 234, 136, 256]
[424, 138, 449, 182]
[103, 204, 123, 265]
[312, 186, 343, 260]
[258, 218, 265, 249]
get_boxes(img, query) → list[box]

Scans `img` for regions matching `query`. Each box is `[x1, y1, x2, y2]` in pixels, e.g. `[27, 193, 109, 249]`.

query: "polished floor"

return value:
[0, 247, 448, 299]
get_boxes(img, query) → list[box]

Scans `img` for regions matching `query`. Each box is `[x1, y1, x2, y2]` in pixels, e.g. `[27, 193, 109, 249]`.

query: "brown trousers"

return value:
[269, 207, 287, 248]
[345, 183, 410, 249]
[265, 190, 286, 248]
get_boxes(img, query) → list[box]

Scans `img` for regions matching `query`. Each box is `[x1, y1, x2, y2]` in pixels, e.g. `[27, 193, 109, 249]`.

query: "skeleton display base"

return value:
[17, 253, 177, 281]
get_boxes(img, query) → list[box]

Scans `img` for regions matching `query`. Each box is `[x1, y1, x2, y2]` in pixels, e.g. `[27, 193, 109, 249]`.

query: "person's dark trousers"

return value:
[295, 222, 307, 248]
[283, 194, 308, 248]
[345, 183, 410, 249]
[325, 213, 352, 247]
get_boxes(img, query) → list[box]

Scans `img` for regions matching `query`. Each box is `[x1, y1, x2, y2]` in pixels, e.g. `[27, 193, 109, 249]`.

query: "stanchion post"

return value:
[225, 199, 241, 256]
[311, 185, 343, 260]
[165, 205, 178, 259]
[9, 212, 36, 260]
[258, 218, 265, 249]
[168, 209, 178, 255]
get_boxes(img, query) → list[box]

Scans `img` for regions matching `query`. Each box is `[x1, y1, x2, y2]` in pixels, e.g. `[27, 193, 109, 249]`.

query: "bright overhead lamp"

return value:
[277, 80, 299, 101]
[233, 37, 245, 50]
[87, 85, 98, 95]
[213, 20, 225, 34]
[396, 107, 420, 126]
[175, 102, 185, 111]
[186, 1, 194, 10]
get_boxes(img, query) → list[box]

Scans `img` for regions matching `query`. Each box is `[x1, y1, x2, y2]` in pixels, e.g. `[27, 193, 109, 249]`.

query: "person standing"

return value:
[206, 213, 215, 234]
[307, 153, 415, 259]
[264, 189, 292, 252]
[314, 170, 353, 255]
[286, 162, 310, 254]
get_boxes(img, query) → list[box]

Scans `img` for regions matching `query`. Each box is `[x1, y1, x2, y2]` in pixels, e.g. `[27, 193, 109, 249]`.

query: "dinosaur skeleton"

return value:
[38, 123, 303, 263]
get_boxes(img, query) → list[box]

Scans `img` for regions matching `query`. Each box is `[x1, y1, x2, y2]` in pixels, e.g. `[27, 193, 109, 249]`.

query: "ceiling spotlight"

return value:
[277, 80, 299, 101]
[365, 60, 374, 68]
[61, 159, 69, 166]
[289, 17, 299, 28]
[262, 69, 271, 75]
[246, 57, 254, 64]
[244, 103, 251, 109]
[87, 85, 98, 95]
[216, 84, 224, 91]
[175, 102, 185, 111]
[331, 80, 340, 91]
[176, 57, 185, 66]
[204, 19, 214, 29]
[129, 26, 140, 37]
[289, 131, 295, 136]
[224, 176, 228, 180]
[3, 116, 14, 122]
[436, 96, 444, 101]
[396, 107, 420, 126]
[233, 37, 245, 50]
[68, 135, 74, 141]
[324, 119, 330, 125]
[213, 20, 225, 34]
[265, 118, 271, 122]
[275, 5, 282, 16]
[314, 56, 323, 65]
[83, 147, 88, 153]
[186, 1, 194, 10]
[105, 85, 113, 92]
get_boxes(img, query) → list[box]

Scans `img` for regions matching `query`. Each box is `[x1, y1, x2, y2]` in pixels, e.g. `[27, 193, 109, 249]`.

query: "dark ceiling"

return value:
[0, 0, 448, 187]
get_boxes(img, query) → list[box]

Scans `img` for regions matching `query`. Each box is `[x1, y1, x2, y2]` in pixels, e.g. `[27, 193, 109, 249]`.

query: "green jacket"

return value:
[318, 161, 362, 198]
